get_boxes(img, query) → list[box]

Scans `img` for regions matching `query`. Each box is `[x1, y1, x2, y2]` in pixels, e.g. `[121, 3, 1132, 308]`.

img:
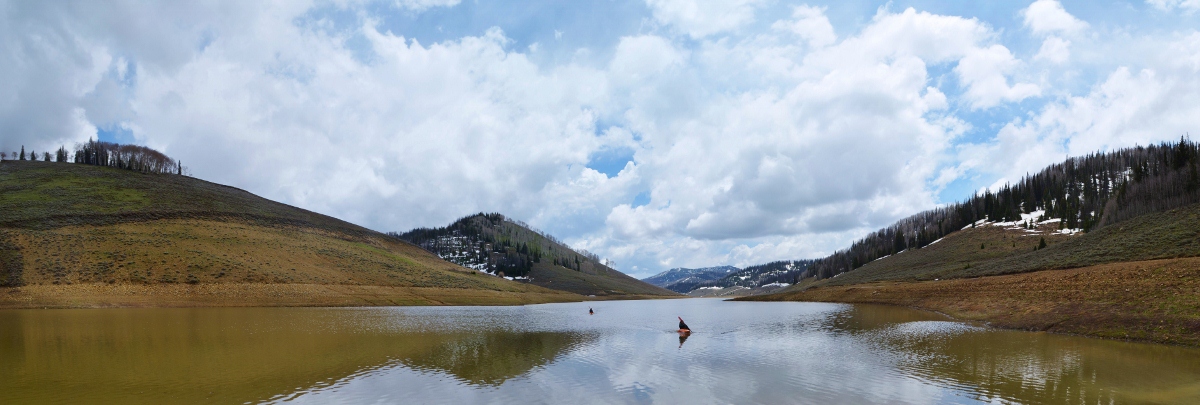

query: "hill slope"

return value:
[743, 140, 1200, 345]
[394, 214, 677, 297]
[800, 139, 1200, 281]
[747, 201, 1200, 346]
[808, 198, 1200, 287]
[0, 161, 578, 307]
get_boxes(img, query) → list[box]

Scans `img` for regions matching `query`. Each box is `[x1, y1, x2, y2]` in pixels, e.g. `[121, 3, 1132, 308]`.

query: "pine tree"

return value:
[1038, 237, 1047, 250]
[19, 146, 25, 160]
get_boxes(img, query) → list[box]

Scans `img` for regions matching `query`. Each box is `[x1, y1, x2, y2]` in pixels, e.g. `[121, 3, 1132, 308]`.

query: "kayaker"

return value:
[589, 307, 594, 315]
[678, 316, 691, 333]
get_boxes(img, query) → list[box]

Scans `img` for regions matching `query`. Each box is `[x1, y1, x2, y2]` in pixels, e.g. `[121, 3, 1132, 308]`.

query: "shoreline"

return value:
[738, 257, 1200, 346]
[0, 283, 595, 309]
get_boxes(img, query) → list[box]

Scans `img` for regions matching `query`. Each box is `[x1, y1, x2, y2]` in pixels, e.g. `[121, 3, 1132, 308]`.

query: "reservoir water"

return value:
[3, 298, 1199, 404]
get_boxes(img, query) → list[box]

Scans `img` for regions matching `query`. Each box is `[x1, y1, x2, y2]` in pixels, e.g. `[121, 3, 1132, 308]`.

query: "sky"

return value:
[3, 0, 1200, 278]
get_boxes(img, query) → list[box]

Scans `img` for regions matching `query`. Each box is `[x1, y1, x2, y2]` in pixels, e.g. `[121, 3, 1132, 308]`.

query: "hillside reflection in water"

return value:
[3, 299, 1200, 404]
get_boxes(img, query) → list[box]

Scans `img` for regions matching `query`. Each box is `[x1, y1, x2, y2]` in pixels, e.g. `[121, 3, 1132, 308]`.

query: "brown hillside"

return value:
[0, 161, 579, 307]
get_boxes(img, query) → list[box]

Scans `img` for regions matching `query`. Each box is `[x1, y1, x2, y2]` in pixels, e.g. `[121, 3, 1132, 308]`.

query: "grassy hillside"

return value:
[819, 203, 1200, 286]
[746, 257, 1200, 346]
[0, 161, 579, 307]
[395, 213, 677, 297]
[749, 203, 1200, 345]
[1, 161, 369, 233]
[801, 139, 1200, 281]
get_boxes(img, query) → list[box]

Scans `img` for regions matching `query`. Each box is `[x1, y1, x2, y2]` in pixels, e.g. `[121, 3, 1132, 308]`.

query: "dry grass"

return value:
[744, 257, 1200, 346]
[0, 283, 580, 308]
[825, 222, 1076, 285]
[823, 203, 1200, 286]
[0, 218, 582, 307]
[0, 162, 599, 307]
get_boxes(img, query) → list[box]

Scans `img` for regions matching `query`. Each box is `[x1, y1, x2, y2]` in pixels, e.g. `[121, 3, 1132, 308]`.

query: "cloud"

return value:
[395, 0, 461, 12]
[644, 0, 767, 39]
[1146, 0, 1200, 12]
[609, 35, 685, 84]
[1034, 36, 1071, 64]
[593, 8, 1018, 269]
[1022, 0, 1088, 36]
[771, 5, 836, 48]
[962, 32, 1200, 191]
[810, 8, 1038, 109]
[955, 44, 1041, 108]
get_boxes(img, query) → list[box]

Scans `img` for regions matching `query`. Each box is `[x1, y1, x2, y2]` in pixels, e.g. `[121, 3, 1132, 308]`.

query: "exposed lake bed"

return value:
[4, 298, 1200, 404]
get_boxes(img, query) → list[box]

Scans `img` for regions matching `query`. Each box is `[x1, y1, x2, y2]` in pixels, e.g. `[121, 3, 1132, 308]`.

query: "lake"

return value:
[3, 298, 1199, 404]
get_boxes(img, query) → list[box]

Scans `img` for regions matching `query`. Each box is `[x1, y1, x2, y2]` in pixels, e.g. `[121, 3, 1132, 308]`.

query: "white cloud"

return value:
[1146, 0, 1200, 12]
[644, 0, 767, 39]
[810, 8, 1038, 109]
[589, 8, 1018, 269]
[394, 0, 461, 12]
[962, 33, 1200, 191]
[955, 45, 1041, 108]
[1034, 36, 1071, 64]
[1022, 0, 1088, 36]
[609, 35, 685, 84]
[771, 5, 836, 48]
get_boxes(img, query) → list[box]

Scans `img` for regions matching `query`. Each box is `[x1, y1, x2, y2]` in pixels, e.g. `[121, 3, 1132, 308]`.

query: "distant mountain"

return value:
[641, 260, 818, 294]
[392, 213, 677, 297]
[694, 260, 818, 290]
[641, 266, 738, 293]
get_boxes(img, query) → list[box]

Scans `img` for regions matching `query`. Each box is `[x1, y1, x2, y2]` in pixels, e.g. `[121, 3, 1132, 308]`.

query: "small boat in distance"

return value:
[678, 317, 691, 334]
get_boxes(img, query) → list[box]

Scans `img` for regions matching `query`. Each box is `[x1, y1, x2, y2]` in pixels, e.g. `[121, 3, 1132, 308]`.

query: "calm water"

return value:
[3, 299, 1200, 404]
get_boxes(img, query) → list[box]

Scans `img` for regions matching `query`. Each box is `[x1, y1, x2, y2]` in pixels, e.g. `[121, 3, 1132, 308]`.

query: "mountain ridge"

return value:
[641, 266, 738, 293]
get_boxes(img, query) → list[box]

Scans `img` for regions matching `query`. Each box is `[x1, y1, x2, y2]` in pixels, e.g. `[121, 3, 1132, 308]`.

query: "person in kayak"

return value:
[678, 316, 691, 333]
[589, 307, 594, 315]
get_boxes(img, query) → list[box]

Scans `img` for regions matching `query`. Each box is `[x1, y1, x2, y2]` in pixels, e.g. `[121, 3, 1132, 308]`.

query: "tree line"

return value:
[1, 139, 188, 176]
[802, 137, 1200, 280]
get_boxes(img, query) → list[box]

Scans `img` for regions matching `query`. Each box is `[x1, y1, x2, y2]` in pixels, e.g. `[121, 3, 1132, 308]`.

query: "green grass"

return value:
[0, 161, 372, 235]
[0, 161, 578, 304]
[964, 204, 1200, 277]
[823, 202, 1200, 286]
